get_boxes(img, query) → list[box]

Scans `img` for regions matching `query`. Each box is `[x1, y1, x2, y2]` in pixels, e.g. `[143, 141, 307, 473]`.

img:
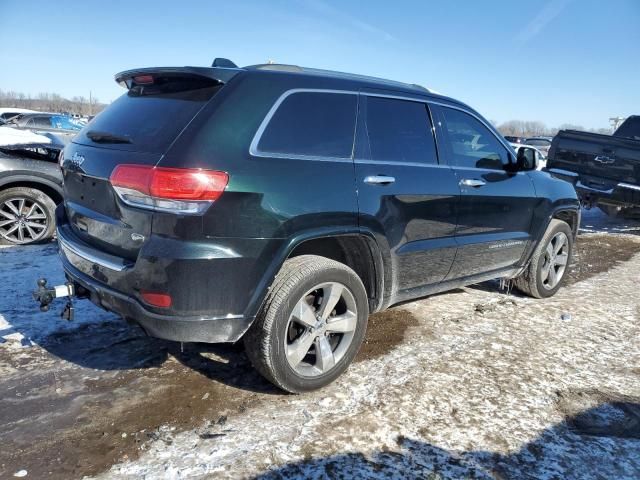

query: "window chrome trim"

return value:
[249, 88, 359, 162]
[249, 88, 515, 164]
[354, 159, 450, 169]
[618, 182, 640, 192]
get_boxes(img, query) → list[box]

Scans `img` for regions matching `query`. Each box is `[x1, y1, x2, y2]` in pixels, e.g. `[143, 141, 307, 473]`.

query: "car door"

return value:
[432, 104, 537, 279]
[355, 93, 460, 301]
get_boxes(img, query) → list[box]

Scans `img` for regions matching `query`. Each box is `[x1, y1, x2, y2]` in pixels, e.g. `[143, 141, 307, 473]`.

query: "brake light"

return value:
[140, 291, 172, 308]
[133, 75, 154, 85]
[110, 165, 228, 214]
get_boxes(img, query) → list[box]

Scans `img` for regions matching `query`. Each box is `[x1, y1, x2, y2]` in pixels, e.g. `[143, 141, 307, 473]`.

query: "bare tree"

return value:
[0, 88, 105, 115]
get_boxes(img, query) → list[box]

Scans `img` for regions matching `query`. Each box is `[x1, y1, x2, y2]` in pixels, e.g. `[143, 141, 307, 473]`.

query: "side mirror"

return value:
[516, 147, 537, 171]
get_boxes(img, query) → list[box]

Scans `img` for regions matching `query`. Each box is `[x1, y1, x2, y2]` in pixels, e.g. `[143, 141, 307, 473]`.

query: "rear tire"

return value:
[513, 219, 573, 299]
[0, 187, 56, 245]
[243, 255, 369, 393]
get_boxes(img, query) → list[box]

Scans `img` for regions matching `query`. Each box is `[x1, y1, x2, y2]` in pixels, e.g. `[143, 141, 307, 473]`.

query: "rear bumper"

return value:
[63, 261, 253, 342]
[575, 180, 640, 208]
[547, 168, 640, 207]
[56, 207, 260, 343]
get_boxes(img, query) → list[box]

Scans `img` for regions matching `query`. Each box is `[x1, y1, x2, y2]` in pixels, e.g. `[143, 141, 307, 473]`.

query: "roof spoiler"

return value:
[115, 66, 242, 89]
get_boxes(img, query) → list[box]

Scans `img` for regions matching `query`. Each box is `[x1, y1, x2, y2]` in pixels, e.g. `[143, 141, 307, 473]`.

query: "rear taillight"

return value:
[110, 165, 228, 214]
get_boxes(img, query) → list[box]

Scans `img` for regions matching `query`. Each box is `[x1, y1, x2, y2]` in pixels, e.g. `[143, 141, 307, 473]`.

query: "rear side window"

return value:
[365, 96, 437, 164]
[439, 107, 509, 170]
[257, 92, 357, 158]
[75, 80, 221, 153]
[30, 116, 53, 128]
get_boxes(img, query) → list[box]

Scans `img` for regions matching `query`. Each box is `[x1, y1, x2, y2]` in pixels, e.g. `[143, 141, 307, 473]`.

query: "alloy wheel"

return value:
[541, 231, 569, 289]
[0, 197, 49, 244]
[284, 282, 358, 377]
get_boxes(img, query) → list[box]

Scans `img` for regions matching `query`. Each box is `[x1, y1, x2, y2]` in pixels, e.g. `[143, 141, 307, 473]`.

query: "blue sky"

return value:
[0, 0, 638, 129]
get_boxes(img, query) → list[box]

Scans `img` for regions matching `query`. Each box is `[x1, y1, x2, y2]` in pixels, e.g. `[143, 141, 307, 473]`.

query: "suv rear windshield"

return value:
[74, 81, 221, 153]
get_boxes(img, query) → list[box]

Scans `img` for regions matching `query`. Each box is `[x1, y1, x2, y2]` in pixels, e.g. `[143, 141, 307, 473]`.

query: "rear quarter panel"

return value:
[155, 72, 361, 320]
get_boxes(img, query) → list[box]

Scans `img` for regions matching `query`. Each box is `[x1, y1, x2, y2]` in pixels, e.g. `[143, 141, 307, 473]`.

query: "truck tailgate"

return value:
[549, 130, 640, 185]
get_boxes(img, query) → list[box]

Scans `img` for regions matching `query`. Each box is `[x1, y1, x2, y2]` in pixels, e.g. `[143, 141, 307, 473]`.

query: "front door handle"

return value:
[460, 178, 486, 188]
[364, 175, 396, 185]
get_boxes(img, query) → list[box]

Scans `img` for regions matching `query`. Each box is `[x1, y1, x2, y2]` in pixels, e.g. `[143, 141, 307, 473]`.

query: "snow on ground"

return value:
[0, 209, 639, 479]
[96, 209, 640, 480]
[0, 242, 117, 347]
[97, 234, 640, 479]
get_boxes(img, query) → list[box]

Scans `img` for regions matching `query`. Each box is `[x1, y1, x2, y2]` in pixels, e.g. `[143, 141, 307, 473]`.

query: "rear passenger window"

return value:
[257, 92, 357, 158]
[365, 96, 437, 164]
[439, 107, 509, 170]
[31, 116, 53, 128]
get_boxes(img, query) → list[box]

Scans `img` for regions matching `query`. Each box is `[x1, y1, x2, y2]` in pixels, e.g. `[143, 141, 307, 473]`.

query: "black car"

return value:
[0, 147, 63, 244]
[54, 60, 580, 392]
[547, 116, 640, 218]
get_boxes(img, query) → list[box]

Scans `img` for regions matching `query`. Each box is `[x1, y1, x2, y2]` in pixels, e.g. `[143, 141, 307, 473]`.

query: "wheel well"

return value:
[287, 235, 380, 311]
[1, 181, 63, 205]
[553, 209, 579, 238]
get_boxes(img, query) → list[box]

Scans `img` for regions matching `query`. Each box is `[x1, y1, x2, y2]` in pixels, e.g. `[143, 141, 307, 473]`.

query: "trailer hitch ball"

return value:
[33, 278, 56, 312]
[32, 278, 75, 319]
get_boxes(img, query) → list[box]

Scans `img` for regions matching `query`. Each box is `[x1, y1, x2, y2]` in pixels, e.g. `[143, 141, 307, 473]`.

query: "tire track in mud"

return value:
[0, 223, 637, 479]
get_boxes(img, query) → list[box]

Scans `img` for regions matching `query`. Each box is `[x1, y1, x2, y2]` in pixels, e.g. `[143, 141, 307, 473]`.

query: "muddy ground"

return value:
[0, 209, 639, 479]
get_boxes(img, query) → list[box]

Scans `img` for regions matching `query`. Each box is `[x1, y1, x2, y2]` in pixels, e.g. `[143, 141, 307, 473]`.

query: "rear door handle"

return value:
[364, 175, 395, 185]
[459, 178, 486, 188]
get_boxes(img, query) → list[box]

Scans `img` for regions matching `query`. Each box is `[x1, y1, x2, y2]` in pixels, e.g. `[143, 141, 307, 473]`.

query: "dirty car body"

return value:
[54, 60, 580, 391]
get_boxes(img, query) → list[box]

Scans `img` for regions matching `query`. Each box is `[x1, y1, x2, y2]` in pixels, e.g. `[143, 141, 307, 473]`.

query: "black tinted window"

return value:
[440, 108, 508, 170]
[258, 92, 357, 158]
[76, 83, 221, 153]
[525, 138, 551, 147]
[366, 97, 437, 164]
[31, 116, 52, 128]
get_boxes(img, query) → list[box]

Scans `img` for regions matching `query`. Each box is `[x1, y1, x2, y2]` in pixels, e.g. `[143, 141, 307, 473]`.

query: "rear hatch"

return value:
[549, 130, 640, 186]
[62, 69, 231, 260]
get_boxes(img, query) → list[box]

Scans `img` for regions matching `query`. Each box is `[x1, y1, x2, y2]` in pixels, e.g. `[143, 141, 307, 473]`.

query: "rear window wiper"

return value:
[86, 130, 132, 144]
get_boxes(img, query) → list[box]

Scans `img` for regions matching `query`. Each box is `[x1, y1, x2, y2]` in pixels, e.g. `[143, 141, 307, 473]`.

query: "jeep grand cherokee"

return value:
[56, 59, 580, 392]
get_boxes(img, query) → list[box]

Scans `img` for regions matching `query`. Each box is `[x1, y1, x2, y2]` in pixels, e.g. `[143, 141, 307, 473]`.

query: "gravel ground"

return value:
[1, 209, 639, 479]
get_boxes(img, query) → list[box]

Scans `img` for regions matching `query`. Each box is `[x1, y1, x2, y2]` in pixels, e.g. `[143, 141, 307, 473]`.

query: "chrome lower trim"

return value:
[618, 182, 640, 192]
[546, 168, 579, 178]
[575, 181, 614, 194]
[58, 230, 129, 272]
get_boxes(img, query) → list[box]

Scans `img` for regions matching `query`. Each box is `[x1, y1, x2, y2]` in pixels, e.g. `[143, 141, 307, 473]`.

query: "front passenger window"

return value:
[440, 107, 509, 170]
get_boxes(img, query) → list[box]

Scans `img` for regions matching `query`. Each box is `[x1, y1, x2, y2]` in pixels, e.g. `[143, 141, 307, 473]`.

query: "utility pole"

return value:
[89, 91, 92, 116]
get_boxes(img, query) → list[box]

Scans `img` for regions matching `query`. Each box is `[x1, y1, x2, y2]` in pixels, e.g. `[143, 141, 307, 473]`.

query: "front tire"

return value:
[514, 219, 573, 298]
[0, 187, 56, 245]
[244, 255, 369, 393]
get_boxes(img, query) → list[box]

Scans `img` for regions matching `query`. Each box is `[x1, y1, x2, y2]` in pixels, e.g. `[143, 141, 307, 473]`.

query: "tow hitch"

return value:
[32, 278, 76, 321]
